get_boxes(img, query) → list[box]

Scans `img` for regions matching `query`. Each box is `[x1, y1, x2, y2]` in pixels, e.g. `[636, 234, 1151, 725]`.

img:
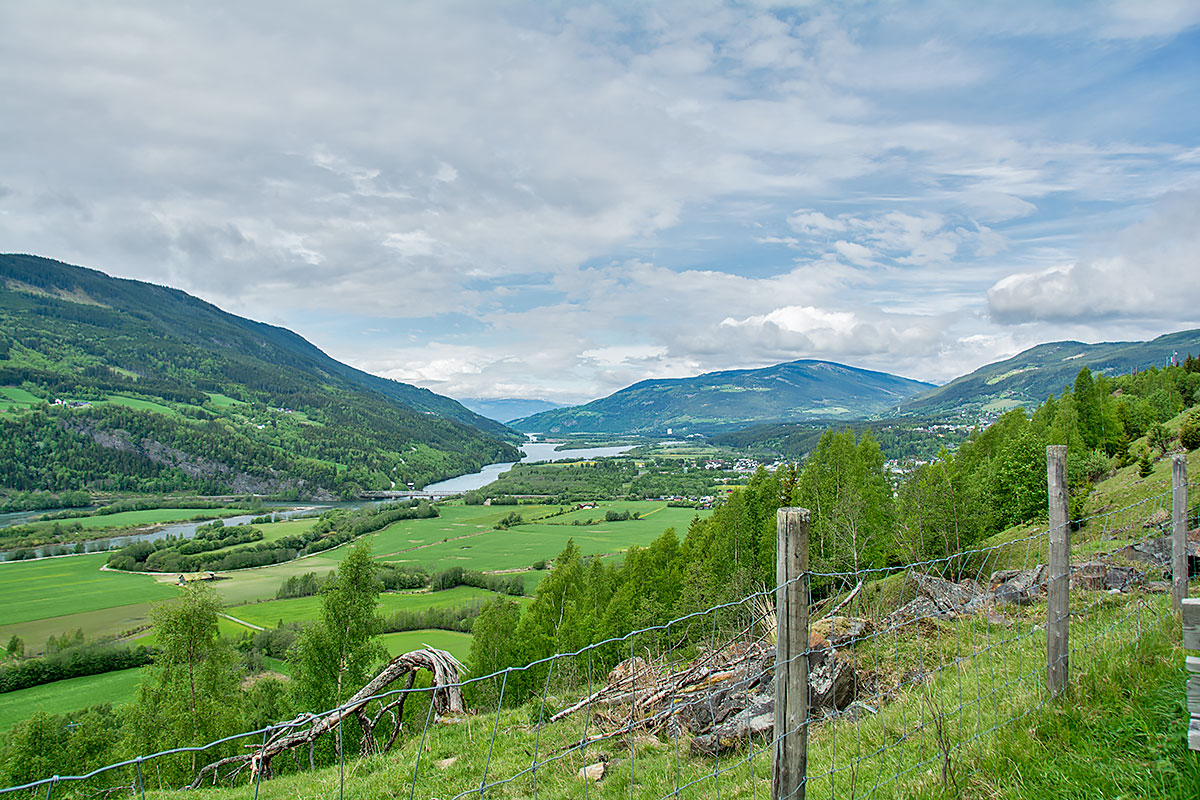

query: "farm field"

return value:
[0, 386, 39, 412]
[229, 586, 500, 628]
[361, 504, 564, 558]
[56, 507, 257, 531]
[1, 602, 158, 656]
[0, 667, 143, 732]
[0, 553, 177, 627]
[380, 504, 707, 573]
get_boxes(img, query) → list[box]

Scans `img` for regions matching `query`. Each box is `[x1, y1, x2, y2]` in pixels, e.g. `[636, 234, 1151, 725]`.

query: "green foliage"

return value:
[4, 636, 22, 660]
[289, 544, 387, 712]
[124, 584, 241, 780]
[0, 254, 519, 497]
[0, 638, 153, 694]
[1138, 447, 1154, 477]
[1181, 414, 1200, 451]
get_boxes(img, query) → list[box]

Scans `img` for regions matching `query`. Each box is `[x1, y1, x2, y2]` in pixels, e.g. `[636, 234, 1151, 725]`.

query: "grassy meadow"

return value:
[0, 668, 144, 733]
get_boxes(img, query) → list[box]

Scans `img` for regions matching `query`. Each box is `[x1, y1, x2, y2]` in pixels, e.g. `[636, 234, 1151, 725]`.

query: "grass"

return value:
[1, 603, 158, 656]
[377, 504, 705, 573]
[380, 630, 472, 663]
[0, 386, 39, 411]
[0, 553, 177, 626]
[229, 586, 501, 629]
[0, 668, 144, 733]
[43, 507, 255, 532]
[102, 587, 1189, 800]
[101, 395, 180, 417]
[205, 393, 245, 407]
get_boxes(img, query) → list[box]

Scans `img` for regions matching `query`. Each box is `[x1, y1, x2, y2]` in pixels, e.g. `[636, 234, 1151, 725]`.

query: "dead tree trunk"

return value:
[189, 648, 464, 789]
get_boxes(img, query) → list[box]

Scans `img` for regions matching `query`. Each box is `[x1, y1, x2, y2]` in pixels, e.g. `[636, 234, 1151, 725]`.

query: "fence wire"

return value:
[1, 471, 1191, 800]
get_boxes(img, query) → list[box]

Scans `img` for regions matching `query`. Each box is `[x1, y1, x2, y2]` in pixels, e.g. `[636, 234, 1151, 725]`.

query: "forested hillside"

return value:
[0, 254, 520, 498]
[511, 359, 932, 436]
[902, 329, 1200, 418]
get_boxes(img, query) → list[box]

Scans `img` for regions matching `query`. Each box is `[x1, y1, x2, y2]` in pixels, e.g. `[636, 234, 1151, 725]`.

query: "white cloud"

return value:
[987, 188, 1200, 323]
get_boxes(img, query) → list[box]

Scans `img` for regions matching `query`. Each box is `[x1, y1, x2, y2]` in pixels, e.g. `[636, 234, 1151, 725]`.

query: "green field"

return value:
[229, 586, 500, 628]
[101, 395, 179, 416]
[380, 630, 472, 663]
[0, 553, 177, 627]
[0, 386, 40, 411]
[360, 504, 564, 558]
[379, 504, 705, 573]
[57, 507, 256, 531]
[204, 392, 245, 407]
[0, 668, 143, 732]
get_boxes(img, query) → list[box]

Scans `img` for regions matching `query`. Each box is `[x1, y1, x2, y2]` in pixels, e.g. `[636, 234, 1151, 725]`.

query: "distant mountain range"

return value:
[901, 329, 1200, 417]
[456, 397, 567, 424]
[510, 328, 1200, 438]
[0, 254, 519, 497]
[510, 360, 933, 436]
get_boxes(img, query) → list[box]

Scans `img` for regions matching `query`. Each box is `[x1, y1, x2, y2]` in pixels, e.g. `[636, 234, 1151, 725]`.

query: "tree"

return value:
[5, 635, 23, 659]
[290, 543, 387, 713]
[1138, 447, 1154, 478]
[125, 583, 240, 779]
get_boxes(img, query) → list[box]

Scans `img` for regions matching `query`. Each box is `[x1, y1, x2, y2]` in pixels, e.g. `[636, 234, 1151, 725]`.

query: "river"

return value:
[420, 442, 635, 495]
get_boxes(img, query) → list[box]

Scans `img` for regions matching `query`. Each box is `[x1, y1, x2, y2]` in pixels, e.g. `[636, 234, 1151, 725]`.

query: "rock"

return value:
[810, 616, 869, 647]
[578, 760, 607, 782]
[989, 566, 1048, 605]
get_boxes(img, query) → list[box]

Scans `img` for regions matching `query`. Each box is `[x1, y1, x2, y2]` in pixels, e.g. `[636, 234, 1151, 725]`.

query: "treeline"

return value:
[470, 457, 735, 502]
[107, 501, 438, 573]
[713, 418, 971, 462]
[0, 490, 91, 513]
[0, 637, 154, 694]
[469, 364, 1200, 701]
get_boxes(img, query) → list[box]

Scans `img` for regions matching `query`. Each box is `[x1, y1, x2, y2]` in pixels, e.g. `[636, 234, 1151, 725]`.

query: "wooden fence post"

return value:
[773, 508, 809, 800]
[1183, 598, 1200, 751]
[1174, 455, 1189, 611]
[1046, 445, 1069, 697]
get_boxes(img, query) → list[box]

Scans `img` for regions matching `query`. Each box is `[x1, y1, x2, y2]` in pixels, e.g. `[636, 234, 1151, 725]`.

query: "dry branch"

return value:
[188, 648, 463, 789]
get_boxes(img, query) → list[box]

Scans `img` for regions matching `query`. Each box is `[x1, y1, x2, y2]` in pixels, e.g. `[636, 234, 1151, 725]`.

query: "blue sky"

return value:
[2, 1, 1199, 403]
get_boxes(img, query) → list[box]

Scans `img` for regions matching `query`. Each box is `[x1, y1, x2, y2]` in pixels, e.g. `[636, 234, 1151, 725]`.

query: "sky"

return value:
[2, 1, 1199, 405]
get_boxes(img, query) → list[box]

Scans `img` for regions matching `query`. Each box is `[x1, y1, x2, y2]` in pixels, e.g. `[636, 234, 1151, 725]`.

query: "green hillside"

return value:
[0, 254, 520, 497]
[511, 359, 932, 436]
[902, 328, 1200, 419]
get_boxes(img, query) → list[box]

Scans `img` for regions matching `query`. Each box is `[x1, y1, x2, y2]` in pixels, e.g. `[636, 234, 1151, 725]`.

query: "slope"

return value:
[0, 254, 520, 496]
[511, 359, 932, 436]
[902, 328, 1200, 418]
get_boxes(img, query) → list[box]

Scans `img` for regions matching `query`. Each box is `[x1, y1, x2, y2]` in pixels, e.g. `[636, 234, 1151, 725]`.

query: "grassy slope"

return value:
[0, 668, 144, 733]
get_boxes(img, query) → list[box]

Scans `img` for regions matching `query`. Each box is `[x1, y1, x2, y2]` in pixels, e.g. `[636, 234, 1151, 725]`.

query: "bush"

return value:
[1181, 419, 1200, 451]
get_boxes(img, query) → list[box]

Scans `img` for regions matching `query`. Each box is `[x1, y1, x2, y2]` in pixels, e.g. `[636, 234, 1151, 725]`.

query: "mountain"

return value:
[510, 360, 933, 436]
[902, 328, 1200, 418]
[0, 254, 520, 497]
[456, 397, 567, 424]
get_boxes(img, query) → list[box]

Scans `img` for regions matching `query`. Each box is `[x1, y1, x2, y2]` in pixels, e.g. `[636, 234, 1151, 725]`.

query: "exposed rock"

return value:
[578, 760, 607, 782]
[989, 566, 1048, 606]
[810, 616, 869, 647]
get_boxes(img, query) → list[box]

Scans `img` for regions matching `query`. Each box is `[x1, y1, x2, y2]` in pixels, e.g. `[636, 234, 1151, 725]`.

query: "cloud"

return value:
[987, 188, 1200, 323]
[0, 2, 1198, 402]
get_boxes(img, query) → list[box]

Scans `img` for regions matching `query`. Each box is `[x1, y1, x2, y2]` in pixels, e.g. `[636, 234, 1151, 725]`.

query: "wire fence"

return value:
[1, 456, 1193, 800]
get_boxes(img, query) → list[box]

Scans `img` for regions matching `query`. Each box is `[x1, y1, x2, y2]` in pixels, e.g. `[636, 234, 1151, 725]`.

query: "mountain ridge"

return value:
[510, 359, 933, 436]
[0, 254, 520, 497]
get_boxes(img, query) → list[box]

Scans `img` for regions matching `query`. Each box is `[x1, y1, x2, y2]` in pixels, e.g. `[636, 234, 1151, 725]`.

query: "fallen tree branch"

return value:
[188, 648, 463, 789]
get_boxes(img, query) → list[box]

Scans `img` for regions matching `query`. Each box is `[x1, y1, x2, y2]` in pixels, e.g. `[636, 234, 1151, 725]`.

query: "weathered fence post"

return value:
[1174, 455, 1189, 611]
[1183, 597, 1200, 750]
[773, 508, 809, 800]
[1046, 445, 1069, 697]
